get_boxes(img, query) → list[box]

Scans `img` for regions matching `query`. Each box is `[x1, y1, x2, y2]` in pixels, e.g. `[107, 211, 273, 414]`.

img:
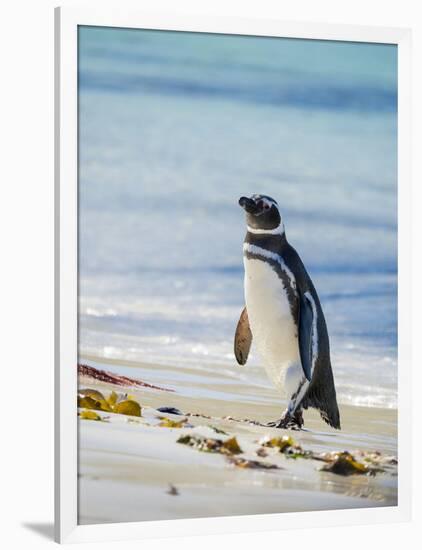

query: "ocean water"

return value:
[78, 27, 397, 409]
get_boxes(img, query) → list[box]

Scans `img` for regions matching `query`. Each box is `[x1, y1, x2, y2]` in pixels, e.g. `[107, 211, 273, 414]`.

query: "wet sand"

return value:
[78, 355, 397, 525]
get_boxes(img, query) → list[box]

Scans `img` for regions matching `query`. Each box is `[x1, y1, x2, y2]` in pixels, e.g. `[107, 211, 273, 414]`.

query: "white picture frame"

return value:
[55, 6, 412, 544]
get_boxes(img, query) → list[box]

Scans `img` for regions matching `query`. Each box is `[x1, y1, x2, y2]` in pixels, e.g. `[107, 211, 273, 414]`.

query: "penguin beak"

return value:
[239, 196, 258, 214]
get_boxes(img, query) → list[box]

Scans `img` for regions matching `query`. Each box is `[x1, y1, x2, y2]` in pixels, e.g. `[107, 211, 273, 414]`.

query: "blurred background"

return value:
[78, 27, 397, 409]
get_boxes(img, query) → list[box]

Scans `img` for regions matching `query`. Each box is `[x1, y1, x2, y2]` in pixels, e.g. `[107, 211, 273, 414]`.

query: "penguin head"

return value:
[238, 194, 283, 233]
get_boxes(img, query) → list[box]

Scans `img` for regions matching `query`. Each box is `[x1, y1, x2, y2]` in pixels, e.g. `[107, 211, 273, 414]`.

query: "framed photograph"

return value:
[55, 6, 411, 544]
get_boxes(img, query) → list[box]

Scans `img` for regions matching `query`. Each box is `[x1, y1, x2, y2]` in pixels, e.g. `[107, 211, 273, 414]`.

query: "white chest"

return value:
[243, 256, 301, 393]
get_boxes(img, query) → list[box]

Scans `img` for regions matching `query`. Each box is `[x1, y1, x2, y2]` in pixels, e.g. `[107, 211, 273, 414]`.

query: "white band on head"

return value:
[251, 195, 278, 209]
[247, 222, 285, 235]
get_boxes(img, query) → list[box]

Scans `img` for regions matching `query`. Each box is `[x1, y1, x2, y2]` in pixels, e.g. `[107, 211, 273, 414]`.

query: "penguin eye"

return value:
[264, 204, 270, 210]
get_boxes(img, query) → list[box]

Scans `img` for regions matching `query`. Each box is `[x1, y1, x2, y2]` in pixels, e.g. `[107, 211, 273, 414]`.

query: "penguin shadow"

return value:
[281, 425, 341, 439]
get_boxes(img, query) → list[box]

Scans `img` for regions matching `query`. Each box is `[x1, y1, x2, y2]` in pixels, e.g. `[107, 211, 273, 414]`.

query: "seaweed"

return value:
[316, 451, 388, 476]
[209, 425, 229, 435]
[258, 435, 311, 459]
[227, 457, 281, 470]
[78, 388, 141, 417]
[79, 410, 104, 421]
[159, 417, 190, 428]
[355, 450, 398, 467]
[223, 436, 243, 454]
[177, 434, 243, 455]
[79, 388, 107, 401]
[260, 435, 296, 451]
[185, 412, 212, 419]
[222, 415, 264, 426]
[114, 399, 142, 417]
[78, 364, 174, 392]
[257, 435, 392, 473]
[319, 451, 371, 476]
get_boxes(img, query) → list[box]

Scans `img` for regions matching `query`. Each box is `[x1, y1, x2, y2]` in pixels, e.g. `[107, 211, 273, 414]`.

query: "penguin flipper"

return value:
[234, 307, 252, 365]
[298, 292, 316, 382]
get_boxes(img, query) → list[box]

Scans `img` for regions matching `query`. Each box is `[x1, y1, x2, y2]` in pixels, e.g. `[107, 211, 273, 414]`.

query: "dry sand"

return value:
[77, 355, 397, 525]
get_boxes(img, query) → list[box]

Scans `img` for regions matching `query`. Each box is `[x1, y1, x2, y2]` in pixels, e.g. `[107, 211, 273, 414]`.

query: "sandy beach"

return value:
[77, 355, 397, 525]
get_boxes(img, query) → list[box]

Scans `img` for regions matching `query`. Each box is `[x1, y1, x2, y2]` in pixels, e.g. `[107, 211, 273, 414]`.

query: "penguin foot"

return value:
[268, 410, 304, 430]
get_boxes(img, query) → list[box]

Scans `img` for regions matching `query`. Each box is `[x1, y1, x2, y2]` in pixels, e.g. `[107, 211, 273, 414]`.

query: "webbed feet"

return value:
[267, 409, 304, 430]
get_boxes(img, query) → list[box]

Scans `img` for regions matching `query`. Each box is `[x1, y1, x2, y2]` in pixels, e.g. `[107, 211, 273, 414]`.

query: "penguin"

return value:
[234, 194, 340, 430]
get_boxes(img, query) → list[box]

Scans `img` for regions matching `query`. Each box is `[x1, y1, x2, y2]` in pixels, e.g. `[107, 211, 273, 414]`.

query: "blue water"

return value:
[78, 27, 397, 408]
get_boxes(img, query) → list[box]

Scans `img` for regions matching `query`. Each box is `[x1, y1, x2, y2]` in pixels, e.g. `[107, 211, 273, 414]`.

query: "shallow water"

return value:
[78, 27, 397, 409]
